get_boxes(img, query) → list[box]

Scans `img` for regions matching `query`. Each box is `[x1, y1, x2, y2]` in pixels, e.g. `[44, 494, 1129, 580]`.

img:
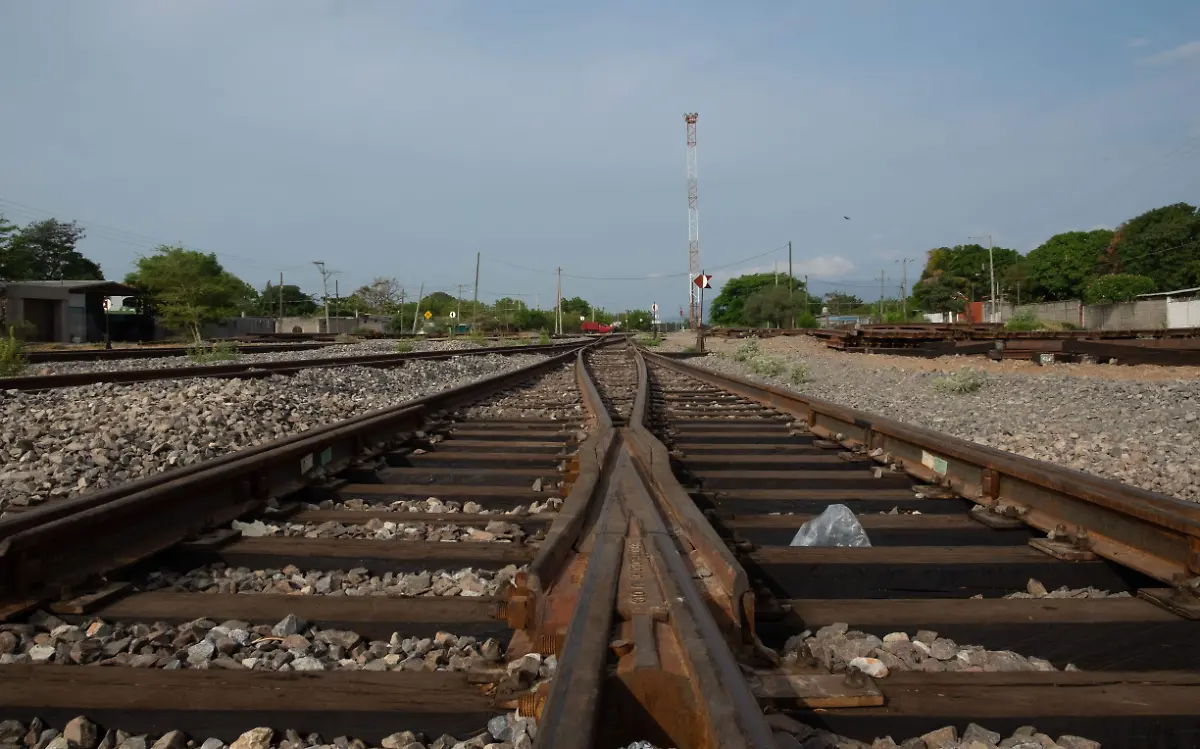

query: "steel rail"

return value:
[0, 341, 599, 603]
[1, 340, 589, 391]
[24, 342, 334, 363]
[641, 350, 1200, 611]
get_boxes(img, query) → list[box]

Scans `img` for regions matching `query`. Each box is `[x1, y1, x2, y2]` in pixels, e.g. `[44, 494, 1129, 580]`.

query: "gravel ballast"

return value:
[230, 518, 529, 543]
[0, 354, 546, 512]
[305, 497, 565, 515]
[678, 335, 1200, 501]
[141, 565, 522, 598]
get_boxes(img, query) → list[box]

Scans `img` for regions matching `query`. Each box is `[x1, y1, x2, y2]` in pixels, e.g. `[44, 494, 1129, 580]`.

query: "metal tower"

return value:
[684, 113, 701, 329]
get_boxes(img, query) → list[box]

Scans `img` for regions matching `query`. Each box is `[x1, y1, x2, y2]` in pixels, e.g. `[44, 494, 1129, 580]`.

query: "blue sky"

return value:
[1, 0, 1198, 315]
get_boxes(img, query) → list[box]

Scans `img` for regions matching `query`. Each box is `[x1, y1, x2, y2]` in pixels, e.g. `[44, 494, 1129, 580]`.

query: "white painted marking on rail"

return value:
[921, 450, 948, 476]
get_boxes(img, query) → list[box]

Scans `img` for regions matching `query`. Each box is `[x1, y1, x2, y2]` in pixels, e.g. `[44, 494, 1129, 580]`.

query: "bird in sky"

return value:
[843, 216, 851, 220]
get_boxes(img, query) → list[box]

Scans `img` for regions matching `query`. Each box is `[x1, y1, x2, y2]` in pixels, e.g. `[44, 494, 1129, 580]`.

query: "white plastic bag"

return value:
[789, 504, 872, 547]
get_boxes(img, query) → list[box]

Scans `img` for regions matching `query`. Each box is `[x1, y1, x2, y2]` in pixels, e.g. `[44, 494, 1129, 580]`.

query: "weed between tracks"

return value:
[394, 341, 414, 353]
[0, 327, 28, 376]
[186, 340, 239, 364]
[933, 366, 987, 394]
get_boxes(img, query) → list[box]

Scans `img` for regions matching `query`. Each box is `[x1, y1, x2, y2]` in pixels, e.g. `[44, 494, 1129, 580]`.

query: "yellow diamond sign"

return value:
[424, 310, 432, 319]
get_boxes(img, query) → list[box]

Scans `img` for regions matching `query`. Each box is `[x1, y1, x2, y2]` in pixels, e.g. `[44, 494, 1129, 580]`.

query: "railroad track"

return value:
[1, 339, 1198, 749]
[24, 342, 336, 363]
[1, 340, 588, 392]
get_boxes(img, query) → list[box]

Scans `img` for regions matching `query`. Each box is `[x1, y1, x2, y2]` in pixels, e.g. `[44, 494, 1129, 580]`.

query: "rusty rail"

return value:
[641, 350, 1200, 613]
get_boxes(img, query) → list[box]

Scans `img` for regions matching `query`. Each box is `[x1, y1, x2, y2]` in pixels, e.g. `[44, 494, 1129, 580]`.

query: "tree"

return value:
[1110, 203, 1200, 291]
[1024, 230, 1112, 301]
[822, 291, 864, 313]
[1082, 274, 1156, 305]
[354, 277, 403, 313]
[625, 309, 653, 331]
[126, 245, 255, 342]
[323, 293, 372, 317]
[917, 244, 1022, 301]
[560, 296, 590, 319]
[2, 219, 102, 281]
[913, 275, 968, 314]
[742, 285, 803, 328]
[260, 282, 317, 316]
[709, 273, 805, 326]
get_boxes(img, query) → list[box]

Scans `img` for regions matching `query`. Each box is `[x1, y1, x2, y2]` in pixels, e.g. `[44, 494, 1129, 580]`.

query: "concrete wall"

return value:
[1166, 299, 1200, 329]
[1008, 300, 1083, 327]
[3, 284, 71, 341]
[202, 316, 276, 338]
[276, 315, 393, 335]
[1084, 299, 1168, 331]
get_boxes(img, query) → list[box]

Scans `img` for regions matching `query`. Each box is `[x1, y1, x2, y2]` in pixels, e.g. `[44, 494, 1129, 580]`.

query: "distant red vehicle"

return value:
[581, 321, 613, 334]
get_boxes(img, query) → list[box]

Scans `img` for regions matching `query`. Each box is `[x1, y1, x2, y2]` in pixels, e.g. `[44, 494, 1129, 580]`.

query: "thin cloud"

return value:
[1139, 40, 1200, 65]
[1127, 38, 1149, 48]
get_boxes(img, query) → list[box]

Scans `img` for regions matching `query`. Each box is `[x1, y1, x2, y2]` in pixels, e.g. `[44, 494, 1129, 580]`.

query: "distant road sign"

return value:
[651, 303, 658, 313]
[449, 311, 457, 319]
[693, 274, 712, 289]
[424, 310, 432, 320]
[102, 298, 110, 312]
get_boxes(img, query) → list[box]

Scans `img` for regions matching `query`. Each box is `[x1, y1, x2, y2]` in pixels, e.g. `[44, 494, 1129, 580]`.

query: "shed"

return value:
[0, 280, 141, 342]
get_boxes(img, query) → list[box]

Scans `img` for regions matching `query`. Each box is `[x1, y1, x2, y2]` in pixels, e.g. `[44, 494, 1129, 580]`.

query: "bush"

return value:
[468, 329, 486, 345]
[734, 338, 761, 362]
[795, 312, 818, 329]
[749, 354, 784, 377]
[933, 367, 987, 394]
[394, 341, 414, 353]
[787, 362, 811, 384]
[334, 333, 360, 344]
[539, 329, 550, 345]
[1083, 274, 1156, 305]
[1004, 311, 1042, 331]
[187, 340, 239, 364]
[0, 327, 28, 377]
[636, 335, 661, 347]
[7, 320, 37, 341]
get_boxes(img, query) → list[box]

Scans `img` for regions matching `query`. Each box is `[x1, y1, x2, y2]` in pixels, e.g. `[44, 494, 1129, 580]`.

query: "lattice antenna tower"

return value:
[684, 113, 701, 329]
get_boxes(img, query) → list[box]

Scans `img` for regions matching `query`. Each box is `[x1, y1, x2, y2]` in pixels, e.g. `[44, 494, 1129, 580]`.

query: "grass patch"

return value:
[394, 341, 414, 353]
[787, 362, 811, 384]
[748, 354, 784, 377]
[636, 335, 661, 347]
[1003, 312, 1042, 332]
[539, 329, 551, 345]
[187, 340, 240, 364]
[733, 338, 761, 362]
[933, 367, 987, 394]
[0, 327, 29, 377]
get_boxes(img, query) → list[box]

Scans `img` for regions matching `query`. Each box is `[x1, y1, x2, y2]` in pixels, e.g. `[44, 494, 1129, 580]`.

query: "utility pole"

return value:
[969, 234, 996, 322]
[278, 272, 284, 327]
[312, 261, 332, 334]
[878, 270, 887, 323]
[473, 252, 480, 326]
[788, 241, 794, 328]
[411, 282, 423, 335]
[684, 113, 702, 330]
[334, 279, 340, 320]
[895, 258, 915, 321]
[555, 267, 562, 336]
[803, 274, 809, 326]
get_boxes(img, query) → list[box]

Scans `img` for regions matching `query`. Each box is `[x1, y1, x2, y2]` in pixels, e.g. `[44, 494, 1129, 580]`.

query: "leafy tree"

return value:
[126, 246, 255, 342]
[709, 273, 805, 325]
[625, 309, 653, 331]
[560, 296, 590, 319]
[913, 275, 968, 314]
[918, 244, 1021, 301]
[259, 282, 317, 316]
[1082, 274, 1156, 305]
[2, 219, 102, 281]
[323, 293, 372, 317]
[822, 291, 864, 313]
[1024, 230, 1112, 301]
[742, 285, 803, 328]
[1111, 203, 1200, 291]
[354, 277, 403, 313]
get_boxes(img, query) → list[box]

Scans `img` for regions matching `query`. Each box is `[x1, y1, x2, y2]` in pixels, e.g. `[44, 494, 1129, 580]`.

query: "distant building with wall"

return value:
[0, 280, 147, 342]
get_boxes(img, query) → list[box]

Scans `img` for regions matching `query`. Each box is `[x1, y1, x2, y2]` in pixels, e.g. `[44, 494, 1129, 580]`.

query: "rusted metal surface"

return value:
[641, 350, 1200, 598]
[1, 340, 590, 391]
[0, 344, 592, 602]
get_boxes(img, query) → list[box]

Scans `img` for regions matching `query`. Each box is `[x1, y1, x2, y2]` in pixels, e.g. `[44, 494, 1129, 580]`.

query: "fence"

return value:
[1002, 299, 1182, 330]
[1167, 299, 1200, 328]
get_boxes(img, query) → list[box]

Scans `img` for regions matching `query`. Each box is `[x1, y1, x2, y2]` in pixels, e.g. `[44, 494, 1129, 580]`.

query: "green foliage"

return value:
[1004, 311, 1042, 331]
[1024, 230, 1113, 301]
[914, 275, 968, 314]
[126, 246, 255, 343]
[795, 312, 818, 328]
[260, 282, 317, 316]
[538, 329, 550, 345]
[933, 367, 987, 394]
[916, 244, 1021, 310]
[624, 309, 653, 331]
[394, 341, 414, 353]
[635, 335, 661, 347]
[748, 354, 784, 377]
[742, 285, 803, 328]
[353, 277, 402, 314]
[0, 327, 28, 377]
[822, 291, 864, 313]
[187, 340, 240, 364]
[468, 328, 486, 344]
[1112, 203, 1200, 290]
[787, 362, 811, 384]
[733, 339, 761, 362]
[709, 273, 806, 326]
[1, 218, 101, 281]
[1083, 274, 1157, 304]
[560, 296, 590, 319]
